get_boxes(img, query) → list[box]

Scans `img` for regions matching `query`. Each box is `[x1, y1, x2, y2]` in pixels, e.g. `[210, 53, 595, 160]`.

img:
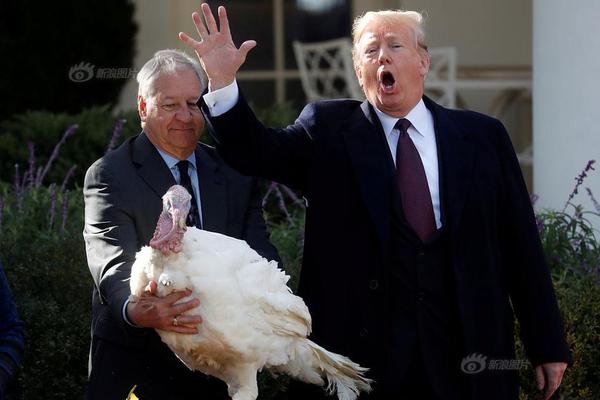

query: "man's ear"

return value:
[355, 64, 364, 88]
[138, 95, 147, 122]
[419, 52, 430, 77]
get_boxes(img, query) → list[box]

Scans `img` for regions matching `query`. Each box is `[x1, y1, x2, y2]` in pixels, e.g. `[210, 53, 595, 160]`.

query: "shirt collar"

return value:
[373, 99, 430, 138]
[155, 148, 197, 170]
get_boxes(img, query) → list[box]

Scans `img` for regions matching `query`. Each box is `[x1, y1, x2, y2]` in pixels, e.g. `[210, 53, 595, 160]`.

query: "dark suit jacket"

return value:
[0, 262, 24, 395]
[83, 132, 279, 398]
[201, 95, 570, 399]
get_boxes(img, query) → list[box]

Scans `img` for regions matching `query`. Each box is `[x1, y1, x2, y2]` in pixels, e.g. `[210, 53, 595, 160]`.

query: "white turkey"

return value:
[130, 184, 372, 400]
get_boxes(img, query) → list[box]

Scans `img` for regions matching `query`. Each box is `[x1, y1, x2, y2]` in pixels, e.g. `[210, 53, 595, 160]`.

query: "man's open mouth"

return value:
[380, 70, 396, 92]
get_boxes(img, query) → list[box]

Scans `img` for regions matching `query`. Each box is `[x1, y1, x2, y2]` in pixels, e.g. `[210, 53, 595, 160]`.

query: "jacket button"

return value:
[369, 279, 379, 290]
[359, 328, 369, 337]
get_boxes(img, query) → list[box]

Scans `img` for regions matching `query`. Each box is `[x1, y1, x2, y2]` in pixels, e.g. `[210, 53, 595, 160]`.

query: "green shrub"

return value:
[0, 101, 299, 191]
[0, 106, 141, 187]
[0, 183, 91, 400]
[517, 162, 600, 399]
[516, 278, 600, 400]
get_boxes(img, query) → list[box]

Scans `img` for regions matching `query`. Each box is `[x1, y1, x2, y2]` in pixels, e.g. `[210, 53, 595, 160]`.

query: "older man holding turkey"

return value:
[179, 3, 570, 400]
[83, 49, 279, 400]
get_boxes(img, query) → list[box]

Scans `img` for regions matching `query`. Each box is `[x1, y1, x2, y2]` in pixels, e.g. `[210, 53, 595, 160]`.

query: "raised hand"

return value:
[179, 3, 256, 90]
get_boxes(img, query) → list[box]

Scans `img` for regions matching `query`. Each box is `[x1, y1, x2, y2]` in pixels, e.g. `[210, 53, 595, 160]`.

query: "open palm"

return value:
[179, 3, 256, 90]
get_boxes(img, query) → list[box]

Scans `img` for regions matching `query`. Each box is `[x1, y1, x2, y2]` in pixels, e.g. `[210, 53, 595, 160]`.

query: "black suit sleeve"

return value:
[201, 93, 314, 192]
[494, 120, 571, 366]
[83, 160, 141, 332]
[0, 264, 24, 393]
[240, 178, 281, 265]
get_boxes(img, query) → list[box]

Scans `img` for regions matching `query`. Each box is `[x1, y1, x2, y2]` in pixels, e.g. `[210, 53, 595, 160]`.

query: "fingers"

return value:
[544, 364, 566, 400]
[173, 314, 203, 327]
[202, 3, 218, 34]
[192, 11, 208, 40]
[171, 296, 201, 316]
[535, 365, 545, 391]
[164, 288, 193, 305]
[218, 6, 231, 37]
[239, 40, 257, 61]
[537, 363, 567, 400]
[167, 313, 203, 334]
[178, 32, 196, 47]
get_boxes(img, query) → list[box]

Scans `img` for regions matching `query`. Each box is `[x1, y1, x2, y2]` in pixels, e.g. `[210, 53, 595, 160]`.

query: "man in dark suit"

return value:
[179, 5, 570, 400]
[83, 49, 279, 400]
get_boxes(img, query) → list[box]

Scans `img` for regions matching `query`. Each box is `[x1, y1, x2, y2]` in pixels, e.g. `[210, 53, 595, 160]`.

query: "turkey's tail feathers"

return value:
[282, 340, 372, 400]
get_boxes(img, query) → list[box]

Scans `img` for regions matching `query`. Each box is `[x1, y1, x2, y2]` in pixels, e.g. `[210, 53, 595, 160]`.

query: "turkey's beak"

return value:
[172, 208, 187, 231]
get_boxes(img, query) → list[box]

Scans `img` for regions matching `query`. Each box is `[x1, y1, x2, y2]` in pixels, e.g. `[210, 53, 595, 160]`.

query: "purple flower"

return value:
[262, 182, 276, 208]
[48, 183, 57, 229]
[60, 165, 77, 193]
[274, 184, 294, 226]
[586, 187, 600, 214]
[27, 141, 36, 188]
[61, 190, 70, 234]
[261, 182, 304, 226]
[280, 184, 304, 206]
[106, 118, 126, 153]
[14, 164, 23, 213]
[37, 124, 78, 187]
[563, 160, 596, 212]
[35, 166, 43, 186]
[535, 217, 545, 233]
[530, 193, 539, 206]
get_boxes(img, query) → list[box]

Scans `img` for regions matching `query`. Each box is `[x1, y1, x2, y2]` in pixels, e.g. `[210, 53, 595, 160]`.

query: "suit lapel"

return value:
[424, 97, 474, 236]
[195, 145, 227, 232]
[132, 133, 176, 201]
[342, 101, 394, 250]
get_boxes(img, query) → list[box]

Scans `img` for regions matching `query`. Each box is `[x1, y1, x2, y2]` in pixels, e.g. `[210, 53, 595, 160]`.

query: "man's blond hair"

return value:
[351, 10, 427, 69]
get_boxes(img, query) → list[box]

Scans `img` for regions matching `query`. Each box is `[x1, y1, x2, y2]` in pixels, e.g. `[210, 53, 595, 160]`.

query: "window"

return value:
[219, 0, 351, 108]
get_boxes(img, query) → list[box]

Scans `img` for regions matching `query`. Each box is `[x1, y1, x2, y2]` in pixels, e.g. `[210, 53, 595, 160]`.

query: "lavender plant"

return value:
[106, 118, 126, 153]
[0, 125, 89, 400]
[536, 160, 600, 285]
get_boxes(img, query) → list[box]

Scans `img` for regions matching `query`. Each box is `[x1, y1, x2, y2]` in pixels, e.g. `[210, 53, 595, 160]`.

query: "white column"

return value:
[533, 0, 600, 218]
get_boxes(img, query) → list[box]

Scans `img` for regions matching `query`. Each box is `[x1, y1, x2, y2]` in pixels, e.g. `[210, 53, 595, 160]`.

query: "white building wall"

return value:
[401, 0, 531, 66]
[533, 0, 600, 216]
[117, 0, 201, 112]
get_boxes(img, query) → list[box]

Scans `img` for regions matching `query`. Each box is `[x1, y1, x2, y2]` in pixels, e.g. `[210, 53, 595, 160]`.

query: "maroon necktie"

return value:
[395, 118, 436, 241]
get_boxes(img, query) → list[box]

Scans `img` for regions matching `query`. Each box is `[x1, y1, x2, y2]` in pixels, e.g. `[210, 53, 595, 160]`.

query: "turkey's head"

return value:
[149, 185, 191, 256]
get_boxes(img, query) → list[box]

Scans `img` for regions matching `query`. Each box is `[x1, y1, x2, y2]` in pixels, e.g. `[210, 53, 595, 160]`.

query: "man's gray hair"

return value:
[136, 49, 207, 98]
